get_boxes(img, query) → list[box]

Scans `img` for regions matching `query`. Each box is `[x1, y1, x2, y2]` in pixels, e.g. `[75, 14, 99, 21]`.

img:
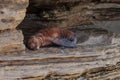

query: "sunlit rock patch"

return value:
[0, 0, 28, 53]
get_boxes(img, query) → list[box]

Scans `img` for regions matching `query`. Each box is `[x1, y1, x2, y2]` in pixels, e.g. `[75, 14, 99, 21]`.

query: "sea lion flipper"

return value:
[52, 37, 77, 48]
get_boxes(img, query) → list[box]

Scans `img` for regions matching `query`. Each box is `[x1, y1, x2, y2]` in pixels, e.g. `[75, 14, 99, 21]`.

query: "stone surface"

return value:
[0, 30, 25, 53]
[26, 0, 120, 28]
[0, 0, 28, 30]
[0, 0, 29, 53]
[0, 0, 120, 79]
[0, 28, 120, 79]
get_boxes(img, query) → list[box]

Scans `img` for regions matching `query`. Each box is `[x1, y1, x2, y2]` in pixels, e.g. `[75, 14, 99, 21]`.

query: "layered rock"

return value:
[0, 0, 120, 79]
[26, 0, 120, 28]
[0, 30, 25, 53]
[0, 0, 29, 53]
[0, 28, 120, 80]
[0, 0, 28, 30]
[19, 0, 120, 47]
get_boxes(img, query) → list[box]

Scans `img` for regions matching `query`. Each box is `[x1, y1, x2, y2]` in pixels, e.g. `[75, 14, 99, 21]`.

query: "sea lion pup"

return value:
[27, 27, 77, 50]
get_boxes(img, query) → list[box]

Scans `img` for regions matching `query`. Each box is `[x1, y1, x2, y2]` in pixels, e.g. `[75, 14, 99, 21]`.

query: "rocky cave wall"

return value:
[0, 0, 120, 53]
[0, 0, 120, 80]
[0, 0, 29, 53]
[26, 0, 120, 27]
[18, 0, 120, 45]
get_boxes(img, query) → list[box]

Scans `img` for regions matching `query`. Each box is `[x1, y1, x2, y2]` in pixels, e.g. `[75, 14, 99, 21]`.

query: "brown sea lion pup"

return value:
[27, 27, 77, 50]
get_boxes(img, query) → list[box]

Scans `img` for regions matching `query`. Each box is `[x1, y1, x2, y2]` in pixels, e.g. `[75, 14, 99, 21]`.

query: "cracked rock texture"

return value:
[27, 0, 120, 28]
[0, 0, 28, 30]
[0, 28, 120, 80]
[1, 0, 120, 80]
[0, 0, 29, 53]
[0, 30, 25, 53]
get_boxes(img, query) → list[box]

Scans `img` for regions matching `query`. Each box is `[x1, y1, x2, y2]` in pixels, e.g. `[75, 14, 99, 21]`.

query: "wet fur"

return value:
[27, 27, 77, 50]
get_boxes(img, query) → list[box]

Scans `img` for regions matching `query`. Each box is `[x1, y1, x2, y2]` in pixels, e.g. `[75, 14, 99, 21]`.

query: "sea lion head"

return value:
[27, 36, 40, 50]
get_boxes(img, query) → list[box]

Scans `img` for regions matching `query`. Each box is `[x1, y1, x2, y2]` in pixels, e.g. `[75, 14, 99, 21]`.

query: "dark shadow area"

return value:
[16, 0, 80, 49]
[17, 18, 48, 48]
[17, 0, 120, 50]
[17, 1, 48, 48]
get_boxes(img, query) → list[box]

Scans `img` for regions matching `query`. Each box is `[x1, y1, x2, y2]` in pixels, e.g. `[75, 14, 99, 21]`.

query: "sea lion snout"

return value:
[27, 36, 40, 50]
